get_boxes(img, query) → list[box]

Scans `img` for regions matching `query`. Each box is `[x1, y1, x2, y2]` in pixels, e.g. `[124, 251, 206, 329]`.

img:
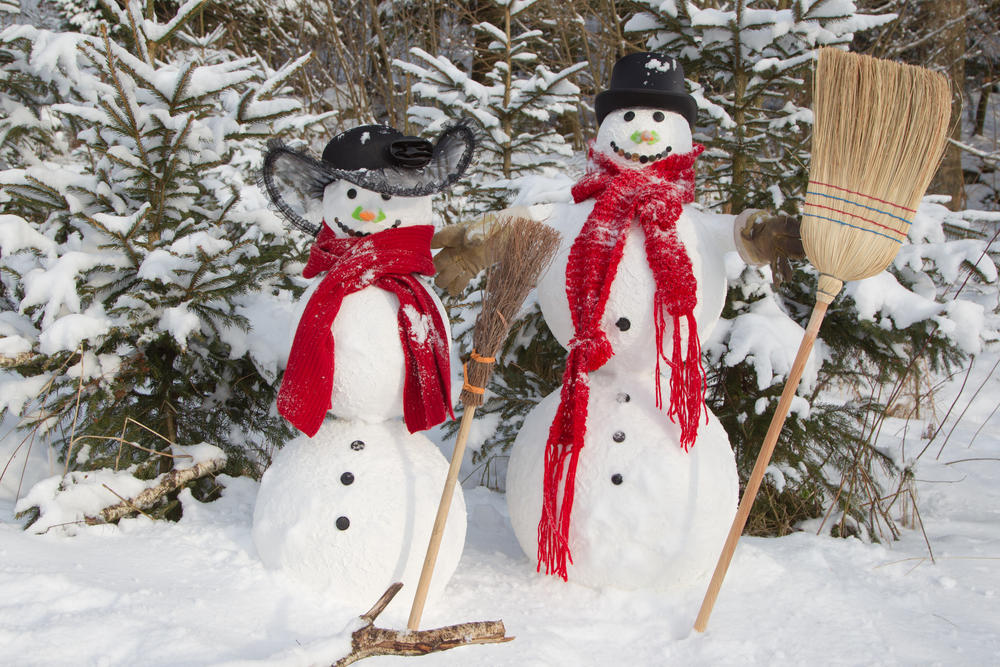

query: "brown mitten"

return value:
[734, 209, 805, 287]
[431, 216, 496, 296]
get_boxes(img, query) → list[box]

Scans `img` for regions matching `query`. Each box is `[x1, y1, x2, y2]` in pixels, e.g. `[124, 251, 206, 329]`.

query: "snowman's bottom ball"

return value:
[252, 419, 466, 612]
[506, 382, 738, 590]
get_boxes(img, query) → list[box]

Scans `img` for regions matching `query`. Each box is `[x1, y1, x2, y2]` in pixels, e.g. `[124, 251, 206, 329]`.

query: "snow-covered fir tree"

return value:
[395, 0, 585, 212]
[616, 1, 995, 537]
[0, 0, 327, 480]
[388, 0, 586, 485]
[625, 0, 894, 213]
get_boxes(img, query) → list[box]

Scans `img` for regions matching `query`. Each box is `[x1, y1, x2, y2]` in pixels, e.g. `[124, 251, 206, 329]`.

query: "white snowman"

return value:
[253, 123, 475, 613]
[504, 53, 801, 589]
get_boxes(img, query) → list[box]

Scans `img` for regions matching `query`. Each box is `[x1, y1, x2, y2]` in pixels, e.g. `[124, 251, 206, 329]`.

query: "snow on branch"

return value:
[15, 442, 227, 533]
[950, 138, 1000, 167]
[141, 0, 211, 45]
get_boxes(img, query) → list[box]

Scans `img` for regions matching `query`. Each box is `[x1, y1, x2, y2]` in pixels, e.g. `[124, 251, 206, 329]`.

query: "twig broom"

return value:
[694, 47, 951, 632]
[407, 217, 561, 631]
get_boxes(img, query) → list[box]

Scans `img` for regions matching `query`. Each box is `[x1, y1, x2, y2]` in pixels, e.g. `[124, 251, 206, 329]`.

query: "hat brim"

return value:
[595, 89, 698, 128]
[261, 120, 476, 236]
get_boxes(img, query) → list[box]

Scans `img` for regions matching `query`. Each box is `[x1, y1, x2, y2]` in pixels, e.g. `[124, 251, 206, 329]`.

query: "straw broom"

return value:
[407, 216, 561, 631]
[694, 47, 951, 633]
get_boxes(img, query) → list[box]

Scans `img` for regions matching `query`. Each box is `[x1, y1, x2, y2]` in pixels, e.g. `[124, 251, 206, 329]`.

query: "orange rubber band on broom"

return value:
[462, 351, 496, 397]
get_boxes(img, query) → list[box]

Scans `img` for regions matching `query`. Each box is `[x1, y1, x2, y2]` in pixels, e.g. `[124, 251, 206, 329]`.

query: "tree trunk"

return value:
[974, 83, 992, 136]
[927, 0, 967, 211]
[729, 0, 749, 215]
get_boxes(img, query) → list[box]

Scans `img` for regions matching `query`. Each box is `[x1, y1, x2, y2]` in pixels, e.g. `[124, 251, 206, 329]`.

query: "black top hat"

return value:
[595, 53, 698, 129]
[261, 121, 476, 236]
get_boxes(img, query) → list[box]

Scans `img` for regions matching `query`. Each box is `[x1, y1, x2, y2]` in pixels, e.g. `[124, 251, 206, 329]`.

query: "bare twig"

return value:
[969, 401, 1000, 448]
[74, 434, 191, 461]
[64, 344, 87, 476]
[101, 483, 155, 521]
[943, 457, 1000, 465]
[948, 138, 1000, 165]
[916, 359, 975, 460]
[907, 487, 935, 564]
[935, 355, 1000, 459]
[333, 584, 512, 667]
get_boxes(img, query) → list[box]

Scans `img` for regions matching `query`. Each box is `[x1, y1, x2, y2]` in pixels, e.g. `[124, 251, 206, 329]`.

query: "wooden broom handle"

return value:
[407, 405, 477, 631]
[694, 299, 829, 632]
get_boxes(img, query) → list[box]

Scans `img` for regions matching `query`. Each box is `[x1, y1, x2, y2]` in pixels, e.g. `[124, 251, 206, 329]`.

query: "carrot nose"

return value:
[359, 210, 376, 222]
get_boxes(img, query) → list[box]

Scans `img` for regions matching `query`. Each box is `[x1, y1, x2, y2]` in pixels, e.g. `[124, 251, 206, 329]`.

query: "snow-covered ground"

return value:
[1, 351, 998, 666]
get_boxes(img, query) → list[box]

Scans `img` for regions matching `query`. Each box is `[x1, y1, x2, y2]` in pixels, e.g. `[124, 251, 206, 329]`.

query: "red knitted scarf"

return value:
[277, 224, 452, 437]
[537, 144, 706, 580]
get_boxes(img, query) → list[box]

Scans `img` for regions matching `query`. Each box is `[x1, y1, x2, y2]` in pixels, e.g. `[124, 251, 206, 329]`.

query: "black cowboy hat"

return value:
[261, 120, 476, 236]
[595, 53, 698, 129]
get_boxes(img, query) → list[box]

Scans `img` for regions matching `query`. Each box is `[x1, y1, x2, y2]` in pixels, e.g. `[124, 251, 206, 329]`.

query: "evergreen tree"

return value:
[395, 0, 586, 213]
[625, 0, 894, 213]
[607, 1, 986, 538]
[391, 0, 585, 485]
[0, 0, 327, 481]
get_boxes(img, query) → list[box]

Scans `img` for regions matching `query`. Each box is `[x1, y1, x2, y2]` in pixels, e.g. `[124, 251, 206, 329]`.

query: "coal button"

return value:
[616, 317, 631, 331]
[341, 472, 355, 485]
[336, 516, 350, 530]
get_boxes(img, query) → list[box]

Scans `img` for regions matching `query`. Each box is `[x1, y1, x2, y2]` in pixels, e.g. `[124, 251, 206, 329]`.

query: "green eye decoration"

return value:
[630, 130, 661, 145]
[352, 206, 387, 223]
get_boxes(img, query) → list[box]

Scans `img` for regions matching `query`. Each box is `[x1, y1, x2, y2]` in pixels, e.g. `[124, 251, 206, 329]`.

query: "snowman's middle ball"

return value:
[252, 419, 466, 612]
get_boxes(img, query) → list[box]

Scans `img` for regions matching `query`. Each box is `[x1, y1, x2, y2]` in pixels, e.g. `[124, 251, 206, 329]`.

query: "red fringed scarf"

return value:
[538, 144, 707, 580]
[277, 224, 453, 437]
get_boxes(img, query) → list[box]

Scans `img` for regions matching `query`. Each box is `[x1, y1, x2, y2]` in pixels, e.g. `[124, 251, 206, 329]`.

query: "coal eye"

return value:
[381, 194, 391, 201]
[653, 111, 665, 122]
[623, 111, 635, 122]
[347, 188, 357, 199]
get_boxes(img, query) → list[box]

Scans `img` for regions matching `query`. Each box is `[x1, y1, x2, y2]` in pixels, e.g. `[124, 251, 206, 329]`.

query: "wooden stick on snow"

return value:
[694, 47, 951, 633]
[333, 583, 512, 666]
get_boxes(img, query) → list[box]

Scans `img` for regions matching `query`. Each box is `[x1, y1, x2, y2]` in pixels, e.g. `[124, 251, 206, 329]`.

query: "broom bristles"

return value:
[460, 217, 561, 407]
[803, 47, 951, 303]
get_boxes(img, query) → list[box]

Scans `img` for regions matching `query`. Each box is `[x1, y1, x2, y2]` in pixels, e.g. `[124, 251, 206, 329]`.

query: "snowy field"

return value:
[1, 348, 998, 667]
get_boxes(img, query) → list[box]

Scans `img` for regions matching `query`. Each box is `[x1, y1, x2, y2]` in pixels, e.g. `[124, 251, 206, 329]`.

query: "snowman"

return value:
[501, 53, 803, 588]
[253, 123, 476, 613]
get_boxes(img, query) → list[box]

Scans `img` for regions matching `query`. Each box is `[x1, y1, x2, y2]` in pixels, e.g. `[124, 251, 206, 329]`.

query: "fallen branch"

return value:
[93, 457, 225, 524]
[0, 351, 34, 367]
[333, 583, 513, 666]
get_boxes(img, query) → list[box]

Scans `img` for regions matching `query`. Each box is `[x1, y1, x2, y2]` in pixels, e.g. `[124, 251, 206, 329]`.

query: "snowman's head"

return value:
[322, 180, 433, 238]
[594, 107, 693, 170]
[260, 122, 475, 237]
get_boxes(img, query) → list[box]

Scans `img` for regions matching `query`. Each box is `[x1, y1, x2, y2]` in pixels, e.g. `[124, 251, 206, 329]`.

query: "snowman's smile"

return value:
[332, 216, 402, 237]
[609, 140, 672, 164]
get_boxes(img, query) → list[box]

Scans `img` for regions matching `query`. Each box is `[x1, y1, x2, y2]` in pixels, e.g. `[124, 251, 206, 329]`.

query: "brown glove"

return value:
[734, 209, 805, 287]
[432, 219, 493, 297]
